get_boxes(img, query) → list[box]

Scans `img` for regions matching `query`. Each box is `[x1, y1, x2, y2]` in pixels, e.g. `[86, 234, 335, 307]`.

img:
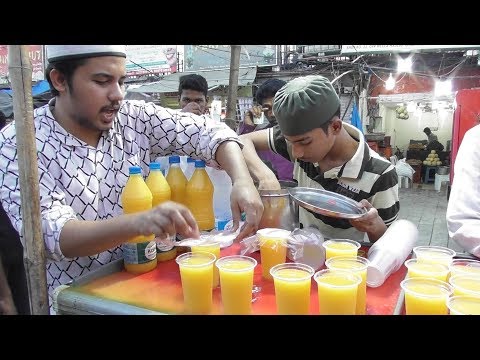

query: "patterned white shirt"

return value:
[0, 99, 241, 306]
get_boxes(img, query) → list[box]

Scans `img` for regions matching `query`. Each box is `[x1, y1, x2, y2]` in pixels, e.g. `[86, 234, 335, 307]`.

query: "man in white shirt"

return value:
[446, 124, 480, 257]
[0, 45, 263, 308]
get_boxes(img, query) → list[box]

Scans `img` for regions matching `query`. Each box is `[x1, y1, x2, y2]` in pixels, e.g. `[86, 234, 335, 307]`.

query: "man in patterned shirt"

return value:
[240, 75, 399, 243]
[0, 45, 263, 310]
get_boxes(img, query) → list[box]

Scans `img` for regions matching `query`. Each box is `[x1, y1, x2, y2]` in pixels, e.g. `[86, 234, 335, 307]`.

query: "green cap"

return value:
[273, 75, 340, 136]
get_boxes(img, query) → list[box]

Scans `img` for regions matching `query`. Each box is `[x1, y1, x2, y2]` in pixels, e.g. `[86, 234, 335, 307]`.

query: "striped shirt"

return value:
[268, 122, 399, 242]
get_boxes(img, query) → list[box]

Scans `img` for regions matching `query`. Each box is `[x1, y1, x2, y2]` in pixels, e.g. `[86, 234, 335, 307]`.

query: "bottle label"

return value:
[156, 235, 175, 253]
[122, 241, 157, 264]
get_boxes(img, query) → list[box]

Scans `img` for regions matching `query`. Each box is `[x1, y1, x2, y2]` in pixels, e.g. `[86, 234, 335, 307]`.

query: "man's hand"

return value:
[134, 201, 200, 240]
[349, 199, 387, 242]
[257, 176, 281, 191]
[230, 179, 264, 241]
[181, 102, 203, 116]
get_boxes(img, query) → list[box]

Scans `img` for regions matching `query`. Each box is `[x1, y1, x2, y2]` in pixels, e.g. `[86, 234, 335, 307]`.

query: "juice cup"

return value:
[404, 258, 450, 282]
[216, 255, 257, 315]
[191, 240, 221, 288]
[447, 295, 480, 315]
[257, 228, 290, 281]
[448, 274, 480, 296]
[322, 239, 360, 260]
[270, 263, 314, 315]
[400, 277, 452, 315]
[449, 259, 480, 278]
[325, 256, 370, 315]
[413, 246, 456, 266]
[176, 251, 216, 314]
[313, 269, 361, 315]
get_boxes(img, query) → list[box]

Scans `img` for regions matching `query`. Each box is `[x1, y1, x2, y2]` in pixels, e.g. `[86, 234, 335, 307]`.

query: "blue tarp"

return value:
[1, 79, 51, 96]
[350, 102, 363, 134]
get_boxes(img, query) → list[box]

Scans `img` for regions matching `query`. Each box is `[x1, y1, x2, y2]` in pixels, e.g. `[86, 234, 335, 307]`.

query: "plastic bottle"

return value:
[206, 167, 232, 227]
[186, 160, 215, 231]
[121, 166, 157, 274]
[184, 157, 196, 180]
[145, 162, 177, 262]
[366, 219, 418, 288]
[166, 155, 187, 205]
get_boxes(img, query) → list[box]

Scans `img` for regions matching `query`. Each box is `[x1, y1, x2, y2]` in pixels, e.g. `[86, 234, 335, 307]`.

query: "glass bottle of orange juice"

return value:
[186, 160, 215, 231]
[146, 162, 177, 262]
[166, 155, 187, 205]
[121, 166, 157, 274]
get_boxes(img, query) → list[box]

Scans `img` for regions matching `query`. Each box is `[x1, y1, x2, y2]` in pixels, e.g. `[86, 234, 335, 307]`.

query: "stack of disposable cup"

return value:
[206, 167, 232, 227]
[366, 219, 418, 288]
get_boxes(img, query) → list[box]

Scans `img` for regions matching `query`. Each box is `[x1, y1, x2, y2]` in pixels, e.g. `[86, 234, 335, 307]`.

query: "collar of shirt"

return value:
[318, 122, 370, 180]
[45, 98, 116, 147]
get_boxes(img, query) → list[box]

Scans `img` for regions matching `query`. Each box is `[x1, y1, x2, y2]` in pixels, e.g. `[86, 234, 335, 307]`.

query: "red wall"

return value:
[368, 68, 480, 99]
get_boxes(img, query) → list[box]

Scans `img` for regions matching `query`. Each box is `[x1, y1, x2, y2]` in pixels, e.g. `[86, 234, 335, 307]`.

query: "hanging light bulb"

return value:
[397, 56, 413, 73]
[385, 73, 395, 90]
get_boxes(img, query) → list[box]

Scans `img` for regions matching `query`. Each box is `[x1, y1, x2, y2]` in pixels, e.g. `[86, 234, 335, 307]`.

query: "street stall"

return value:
[52, 241, 407, 315]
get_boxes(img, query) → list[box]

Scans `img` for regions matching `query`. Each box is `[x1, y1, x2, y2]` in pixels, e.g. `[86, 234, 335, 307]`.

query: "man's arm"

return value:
[239, 129, 281, 190]
[350, 166, 400, 242]
[446, 126, 480, 256]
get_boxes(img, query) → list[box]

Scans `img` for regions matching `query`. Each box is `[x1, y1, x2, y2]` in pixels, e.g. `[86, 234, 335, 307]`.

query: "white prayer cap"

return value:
[46, 45, 126, 63]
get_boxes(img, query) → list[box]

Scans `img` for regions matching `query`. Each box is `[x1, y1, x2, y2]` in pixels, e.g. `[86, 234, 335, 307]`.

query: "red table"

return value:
[62, 243, 406, 315]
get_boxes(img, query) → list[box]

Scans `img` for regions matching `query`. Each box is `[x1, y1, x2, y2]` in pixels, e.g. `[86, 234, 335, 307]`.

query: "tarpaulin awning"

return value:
[128, 66, 257, 94]
[0, 80, 52, 117]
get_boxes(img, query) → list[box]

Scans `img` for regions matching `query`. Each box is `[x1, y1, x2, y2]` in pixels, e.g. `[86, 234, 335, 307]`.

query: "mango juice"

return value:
[400, 278, 452, 315]
[450, 259, 480, 278]
[257, 229, 289, 281]
[314, 269, 361, 315]
[166, 156, 187, 205]
[326, 256, 369, 315]
[449, 275, 480, 296]
[322, 240, 360, 260]
[270, 263, 314, 315]
[413, 246, 455, 266]
[216, 256, 257, 315]
[176, 252, 216, 314]
[191, 242, 221, 288]
[447, 296, 480, 315]
[405, 259, 450, 282]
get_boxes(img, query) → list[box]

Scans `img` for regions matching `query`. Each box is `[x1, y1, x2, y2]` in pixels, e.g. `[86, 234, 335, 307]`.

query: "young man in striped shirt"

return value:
[240, 75, 399, 242]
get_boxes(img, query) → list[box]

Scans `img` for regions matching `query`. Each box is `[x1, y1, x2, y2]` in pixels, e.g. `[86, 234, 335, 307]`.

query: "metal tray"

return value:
[288, 187, 367, 219]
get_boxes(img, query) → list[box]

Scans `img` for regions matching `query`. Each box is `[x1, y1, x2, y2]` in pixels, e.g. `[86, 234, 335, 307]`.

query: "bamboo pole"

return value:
[226, 45, 241, 121]
[8, 45, 49, 315]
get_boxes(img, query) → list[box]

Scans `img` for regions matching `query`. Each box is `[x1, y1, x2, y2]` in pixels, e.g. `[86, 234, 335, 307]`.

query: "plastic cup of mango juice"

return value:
[322, 239, 360, 260]
[413, 246, 455, 266]
[176, 251, 216, 314]
[449, 259, 480, 278]
[313, 268, 361, 315]
[257, 228, 290, 281]
[216, 255, 257, 315]
[270, 262, 314, 315]
[190, 240, 221, 288]
[449, 274, 480, 297]
[447, 295, 480, 315]
[326, 256, 370, 315]
[400, 277, 452, 315]
[404, 258, 450, 282]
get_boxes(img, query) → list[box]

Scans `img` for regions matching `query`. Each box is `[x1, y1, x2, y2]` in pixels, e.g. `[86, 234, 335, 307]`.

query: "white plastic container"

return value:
[366, 219, 418, 288]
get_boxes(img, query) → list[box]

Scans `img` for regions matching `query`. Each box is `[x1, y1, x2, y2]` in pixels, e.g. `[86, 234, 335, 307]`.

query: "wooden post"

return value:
[226, 45, 241, 122]
[8, 45, 49, 315]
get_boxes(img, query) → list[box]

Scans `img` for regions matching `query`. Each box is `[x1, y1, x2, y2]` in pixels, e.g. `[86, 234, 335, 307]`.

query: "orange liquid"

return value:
[186, 166, 215, 231]
[166, 165, 187, 205]
[121, 172, 157, 274]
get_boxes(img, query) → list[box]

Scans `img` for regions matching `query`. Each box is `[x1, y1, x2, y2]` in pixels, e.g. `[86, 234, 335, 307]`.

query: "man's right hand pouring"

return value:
[230, 179, 264, 241]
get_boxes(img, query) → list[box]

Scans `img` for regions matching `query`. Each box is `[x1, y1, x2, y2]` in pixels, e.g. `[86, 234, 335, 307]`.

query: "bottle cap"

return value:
[149, 162, 161, 170]
[195, 160, 206, 168]
[129, 166, 142, 175]
[169, 155, 180, 164]
[187, 157, 196, 163]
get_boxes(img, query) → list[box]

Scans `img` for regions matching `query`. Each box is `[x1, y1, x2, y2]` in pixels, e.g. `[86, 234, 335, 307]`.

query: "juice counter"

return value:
[52, 243, 407, 315]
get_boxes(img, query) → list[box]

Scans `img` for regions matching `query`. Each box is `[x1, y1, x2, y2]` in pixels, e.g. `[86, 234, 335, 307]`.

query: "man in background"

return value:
[179, 74, 209, 115]
[237, 79, 294, 182]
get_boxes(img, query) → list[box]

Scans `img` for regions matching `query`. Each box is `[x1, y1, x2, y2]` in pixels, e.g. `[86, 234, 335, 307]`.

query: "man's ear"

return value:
[49, 68, 67, 94]
[331, 118, 343, 134]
